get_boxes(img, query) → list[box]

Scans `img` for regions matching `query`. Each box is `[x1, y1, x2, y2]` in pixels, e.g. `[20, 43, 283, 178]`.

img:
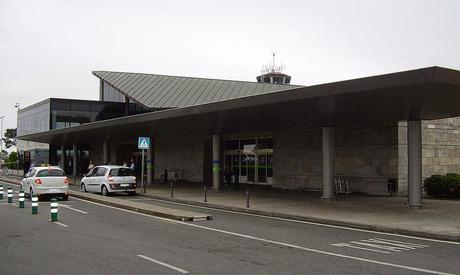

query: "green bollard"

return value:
[0, 185, 3, 200]
[50, 198, 58, 222]
[31, 194, 38, 214]
[7, 188, 13, 203]
[19, 190, 25, 208]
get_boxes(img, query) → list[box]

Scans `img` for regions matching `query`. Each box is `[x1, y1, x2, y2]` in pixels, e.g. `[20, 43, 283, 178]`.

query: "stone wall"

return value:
[272, 129, 322, 190]
[335, 125, 398, 195]
[154, 135, 204, 183]
[273, 124, 399, 195]
[398, 117, 460, 195]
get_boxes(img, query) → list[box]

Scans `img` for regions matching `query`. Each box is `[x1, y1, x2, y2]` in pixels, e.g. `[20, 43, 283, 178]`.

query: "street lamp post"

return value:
[0, 115, 4, 155]
[14, 103, 20, 171]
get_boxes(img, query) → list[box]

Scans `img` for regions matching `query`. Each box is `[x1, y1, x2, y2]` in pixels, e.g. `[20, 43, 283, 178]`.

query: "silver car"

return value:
[80, 165, 136, 196]
[21, 166, 70, 200]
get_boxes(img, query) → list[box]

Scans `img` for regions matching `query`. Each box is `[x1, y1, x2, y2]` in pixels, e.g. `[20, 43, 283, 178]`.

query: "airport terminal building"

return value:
[17, 66, 460, 208]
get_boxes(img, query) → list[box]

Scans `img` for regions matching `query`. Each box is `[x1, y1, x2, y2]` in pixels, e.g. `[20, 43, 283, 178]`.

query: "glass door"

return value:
[246, 154, 256, 183]
[232, 154, 240, 183]
[257, 154, 267, 184]
[267, 153, 273, 185]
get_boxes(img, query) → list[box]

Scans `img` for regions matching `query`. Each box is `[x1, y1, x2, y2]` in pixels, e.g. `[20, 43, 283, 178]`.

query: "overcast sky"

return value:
[1, 0, 460, 131]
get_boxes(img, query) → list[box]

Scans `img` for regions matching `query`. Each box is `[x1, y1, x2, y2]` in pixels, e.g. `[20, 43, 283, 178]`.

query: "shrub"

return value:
[424, 173, 460, 198]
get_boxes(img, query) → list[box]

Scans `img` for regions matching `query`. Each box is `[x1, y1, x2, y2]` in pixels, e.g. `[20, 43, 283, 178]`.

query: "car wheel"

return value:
[81, 183, 87, 192]
[62, 195, 69, 201]
[128, 191, 136, 196]
[101, 185, 109, 196]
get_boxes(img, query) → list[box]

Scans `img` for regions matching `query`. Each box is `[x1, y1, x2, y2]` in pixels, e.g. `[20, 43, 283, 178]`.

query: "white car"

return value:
[80, 165, 136, 196]
[21, 166, 70, 200]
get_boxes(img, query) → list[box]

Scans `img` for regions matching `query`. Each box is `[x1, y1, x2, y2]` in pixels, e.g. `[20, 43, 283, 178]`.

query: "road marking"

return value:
[60, 204, 88, 214]
[137, 254, 189, 274]
[54, 222, 69, 228]
[332, 238, 429, 254]
[72, 197, 455, 275]
[130, 196, 460, 246]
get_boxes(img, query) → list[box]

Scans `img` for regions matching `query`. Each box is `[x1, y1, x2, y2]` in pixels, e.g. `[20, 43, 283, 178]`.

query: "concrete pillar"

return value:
[212, 134, 222, 190]
[321, 127, 335, 200]
[72, 144, 77, 183]
[147, 146, 153, 185]
[103, 142, 109, 164]
[407, 120, 423, 209]
[60, 145, 65, 172]
[124, 96, 130, 116]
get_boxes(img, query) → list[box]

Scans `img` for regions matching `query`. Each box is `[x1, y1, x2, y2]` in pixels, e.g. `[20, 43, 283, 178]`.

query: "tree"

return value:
[6, 151, 17, 169]
[2, 128, 17, 149]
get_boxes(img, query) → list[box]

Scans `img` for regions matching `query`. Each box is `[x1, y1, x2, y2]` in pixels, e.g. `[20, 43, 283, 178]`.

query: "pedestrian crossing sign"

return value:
[138, 137, 150, 149]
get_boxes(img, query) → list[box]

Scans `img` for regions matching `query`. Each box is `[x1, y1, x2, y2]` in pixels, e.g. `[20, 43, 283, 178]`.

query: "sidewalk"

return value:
[2, 174, 459, 241]
[137, 181, 460, 241]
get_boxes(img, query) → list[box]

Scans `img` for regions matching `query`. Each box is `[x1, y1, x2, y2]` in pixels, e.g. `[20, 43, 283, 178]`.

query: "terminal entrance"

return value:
[224, 137, 273, 185]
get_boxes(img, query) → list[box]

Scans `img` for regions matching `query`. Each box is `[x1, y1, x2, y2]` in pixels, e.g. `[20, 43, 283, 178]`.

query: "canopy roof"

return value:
[21, 66, 460, 145]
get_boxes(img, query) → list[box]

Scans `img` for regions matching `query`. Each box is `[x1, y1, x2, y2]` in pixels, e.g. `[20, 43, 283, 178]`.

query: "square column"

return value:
[407, 120, 423, 209]
[147, 145, 153, 185]
[103, 142, 109, 164]
[60, 145, 65, 171]
[212, 134, 222, 190]
[322, 127, 335, 200]
[72, 144, 77, 183]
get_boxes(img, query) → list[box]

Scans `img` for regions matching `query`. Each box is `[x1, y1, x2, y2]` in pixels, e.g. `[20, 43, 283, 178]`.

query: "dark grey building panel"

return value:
[92, 71, 302, 109]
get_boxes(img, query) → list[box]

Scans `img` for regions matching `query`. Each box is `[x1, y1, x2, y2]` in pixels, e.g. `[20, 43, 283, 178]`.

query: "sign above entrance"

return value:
[138, 137, 150, 150]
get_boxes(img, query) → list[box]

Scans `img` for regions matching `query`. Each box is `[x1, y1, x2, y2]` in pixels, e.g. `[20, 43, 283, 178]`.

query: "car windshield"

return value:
[36, 169, 65, 177]
[109, 168, 134, 177]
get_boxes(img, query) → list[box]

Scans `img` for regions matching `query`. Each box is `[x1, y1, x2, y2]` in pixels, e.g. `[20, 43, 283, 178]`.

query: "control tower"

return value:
[256, 53, 291, 85]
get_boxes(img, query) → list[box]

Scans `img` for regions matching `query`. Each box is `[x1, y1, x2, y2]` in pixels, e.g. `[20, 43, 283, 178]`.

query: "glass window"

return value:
[224, 140, 239, 150]
[36, 169, 65, 177]
[109, 168, 134, 177]
[240, 139, 256, 153]
[96, 167, 107, 176]
[70, 110, 91, 126]
[51, 109, 71, 129]
[27, 168, 36, 178]
[51, 100, 71, 110]
[71, 102, 91, 111]
[257, 138, 273, 149]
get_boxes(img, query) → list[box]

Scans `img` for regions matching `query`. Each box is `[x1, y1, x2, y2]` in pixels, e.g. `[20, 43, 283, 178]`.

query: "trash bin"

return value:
[387, 178, 398, 195]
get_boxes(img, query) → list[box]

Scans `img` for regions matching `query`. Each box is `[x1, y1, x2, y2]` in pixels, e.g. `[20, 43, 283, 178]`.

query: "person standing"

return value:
[130, 158, 135, 170]
[88, 160, 94, 172]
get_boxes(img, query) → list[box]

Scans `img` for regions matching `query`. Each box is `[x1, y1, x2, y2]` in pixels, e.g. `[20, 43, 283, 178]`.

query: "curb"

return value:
[70, 192, 211, 222]
[136, 192, 460, 242]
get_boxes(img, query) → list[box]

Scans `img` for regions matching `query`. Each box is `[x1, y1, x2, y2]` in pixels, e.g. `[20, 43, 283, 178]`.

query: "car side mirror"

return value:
[83, 173, 87, 177]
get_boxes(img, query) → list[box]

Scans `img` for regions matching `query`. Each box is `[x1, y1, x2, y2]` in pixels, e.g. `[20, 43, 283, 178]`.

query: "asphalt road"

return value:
[1, 181, 459, 275]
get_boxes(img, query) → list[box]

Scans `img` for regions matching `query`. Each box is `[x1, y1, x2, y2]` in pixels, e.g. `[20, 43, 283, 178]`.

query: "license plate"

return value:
[120, 184, 129, 187]
[49, 189, 61, 193]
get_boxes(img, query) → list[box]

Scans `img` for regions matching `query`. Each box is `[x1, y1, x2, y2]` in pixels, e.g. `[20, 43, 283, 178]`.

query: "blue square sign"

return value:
[138, 137, 150, 149]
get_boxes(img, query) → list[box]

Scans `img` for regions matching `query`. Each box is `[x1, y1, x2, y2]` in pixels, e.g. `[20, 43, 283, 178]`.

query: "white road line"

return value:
[137, 254, 189, 274]
[133, 196, 460, 245]
[60, 204, 88, 214]
[72, 197, 455, 275]
[331, 243, 391, 254]
[54, 222, 69, 228]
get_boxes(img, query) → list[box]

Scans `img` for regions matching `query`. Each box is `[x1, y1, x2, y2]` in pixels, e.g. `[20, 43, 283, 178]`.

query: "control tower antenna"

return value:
[256, 53, 291, 85]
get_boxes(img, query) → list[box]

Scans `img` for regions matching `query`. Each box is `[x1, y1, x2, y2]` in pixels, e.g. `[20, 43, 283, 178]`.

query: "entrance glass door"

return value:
[224, 137, 273, 186]
[246, 154, 256, 183]
[257, 154, 267, 184]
